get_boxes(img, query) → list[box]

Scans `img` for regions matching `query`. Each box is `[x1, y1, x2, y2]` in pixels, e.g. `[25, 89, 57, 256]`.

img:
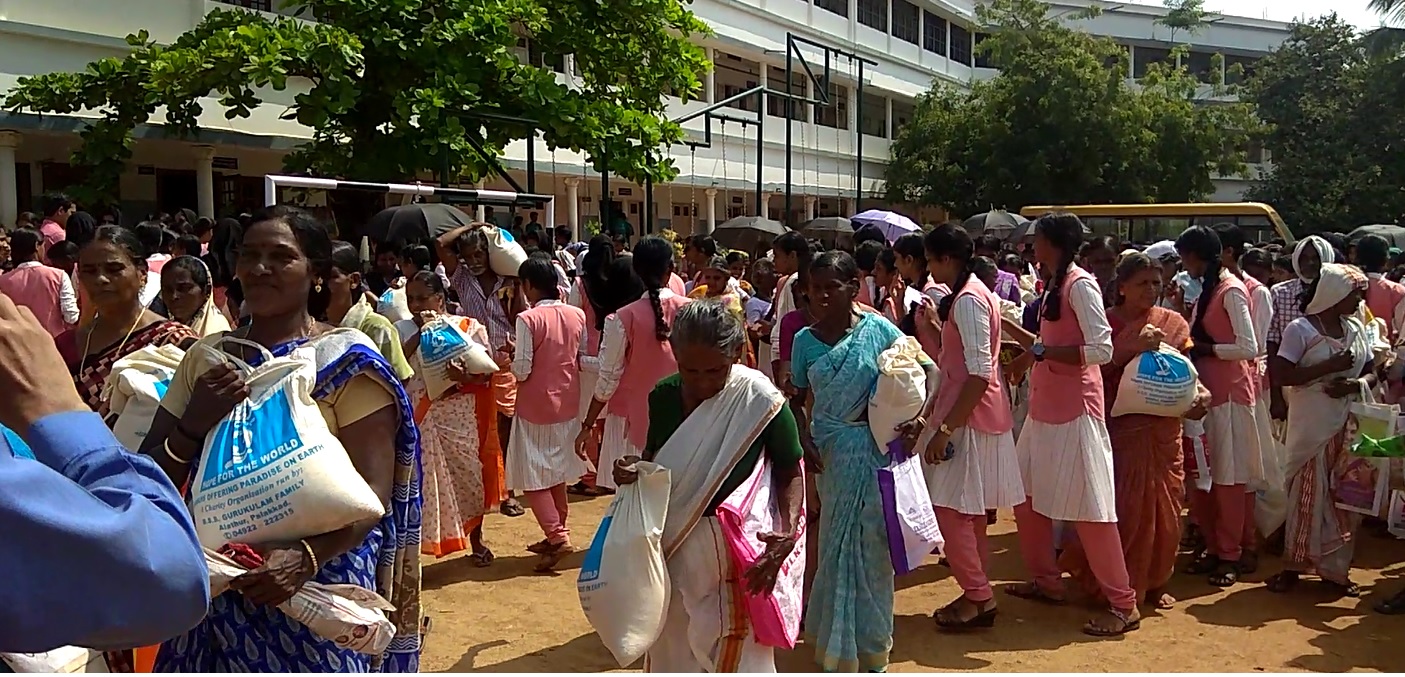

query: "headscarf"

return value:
[1143, 240, 1178, 262]
[1292, 235, 1334, 281]
[186, 258, 232, 337]
[1305, 262, 1367, 316]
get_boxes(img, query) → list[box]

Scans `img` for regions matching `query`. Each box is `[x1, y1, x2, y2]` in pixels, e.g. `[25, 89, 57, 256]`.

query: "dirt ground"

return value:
[420, 495, 1405, 673]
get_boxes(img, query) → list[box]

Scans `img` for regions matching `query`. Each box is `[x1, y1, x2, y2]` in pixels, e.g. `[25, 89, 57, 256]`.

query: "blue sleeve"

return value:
[0, 412, 209, 652]
[790, 329, 815, 390]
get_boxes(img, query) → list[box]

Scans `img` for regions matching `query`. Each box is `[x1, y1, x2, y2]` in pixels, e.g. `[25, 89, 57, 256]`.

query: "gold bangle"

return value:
[163, 439, 193, 465]
[300, 539, 319, 572]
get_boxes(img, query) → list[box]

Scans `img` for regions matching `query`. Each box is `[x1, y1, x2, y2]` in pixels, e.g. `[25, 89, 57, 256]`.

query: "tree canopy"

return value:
[884, 0, 1255, 218]
[1244, 15, 1405, 232]
[5, 0, 711, 206]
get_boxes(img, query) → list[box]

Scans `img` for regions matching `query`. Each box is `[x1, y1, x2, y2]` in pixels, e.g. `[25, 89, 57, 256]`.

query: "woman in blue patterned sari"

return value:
[140, 206, 422, 672]
[790, 251, 920, 672]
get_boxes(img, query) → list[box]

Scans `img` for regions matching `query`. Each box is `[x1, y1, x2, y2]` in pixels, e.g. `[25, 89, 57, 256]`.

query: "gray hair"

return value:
[670, 300, 748, 359]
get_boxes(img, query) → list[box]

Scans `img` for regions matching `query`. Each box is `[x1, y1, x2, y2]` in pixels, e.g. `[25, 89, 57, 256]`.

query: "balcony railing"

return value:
[215, 0, 273, 10]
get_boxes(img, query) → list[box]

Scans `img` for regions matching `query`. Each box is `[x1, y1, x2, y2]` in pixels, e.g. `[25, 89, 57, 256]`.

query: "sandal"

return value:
[1208, 560, 1241, 587]
[566, 482, 592, 496]
[1239, 550, 1259, 575]
[1006, 582, 1067, 605]
[1183, 549, 1219, 575]
[1323, 579, 1361, 598]
[500, 498, 526, 518]
[526, 539, 551, 555]
[933, 596, 997, 631]
[1265, 571, 1299, 594]
[1180, 523, 1204, 551]
[1374, 588, 1405, 614]
[1083, 607, 1141, 637]
[533, 542, 576, 572]
[468, 547, 495, 568]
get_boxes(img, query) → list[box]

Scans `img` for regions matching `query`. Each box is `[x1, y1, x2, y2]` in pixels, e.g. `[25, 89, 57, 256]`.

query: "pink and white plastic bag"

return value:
[714, 457, 806, 649]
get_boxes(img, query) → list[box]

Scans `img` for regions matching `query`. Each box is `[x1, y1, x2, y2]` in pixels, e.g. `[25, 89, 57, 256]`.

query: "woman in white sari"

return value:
[612, 300, 805, 673]
[1266, 263, 1375, 597]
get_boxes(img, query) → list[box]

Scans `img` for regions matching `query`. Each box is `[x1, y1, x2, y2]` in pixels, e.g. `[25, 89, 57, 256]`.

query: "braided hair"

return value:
[1175, 225, 1224, 345]
[633, 236, 675, 341]
[580, 235, 616, 331]
[1034, 212, 1085, 322]
[923, 224, 975, 323]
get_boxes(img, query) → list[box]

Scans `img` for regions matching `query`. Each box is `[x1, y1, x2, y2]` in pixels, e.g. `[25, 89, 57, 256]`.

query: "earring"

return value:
[314, 279, 323, 293]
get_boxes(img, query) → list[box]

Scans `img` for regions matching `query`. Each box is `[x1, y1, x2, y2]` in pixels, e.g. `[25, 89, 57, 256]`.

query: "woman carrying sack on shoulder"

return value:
[396, 271, 504, 566]
[139, 206, 423, 673]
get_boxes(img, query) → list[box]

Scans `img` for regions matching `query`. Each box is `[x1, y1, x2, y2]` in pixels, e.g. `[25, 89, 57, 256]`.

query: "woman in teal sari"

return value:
[790, 250, 918, 672]
[140, 206, 423, 672]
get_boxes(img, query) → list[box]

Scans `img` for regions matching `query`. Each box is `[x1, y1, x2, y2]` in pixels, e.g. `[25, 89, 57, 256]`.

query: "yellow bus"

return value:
[1017, 203, 1293, 245]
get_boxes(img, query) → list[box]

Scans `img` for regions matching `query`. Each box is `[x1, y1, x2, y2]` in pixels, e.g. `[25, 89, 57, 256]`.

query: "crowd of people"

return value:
[3, 191, 1405, 674]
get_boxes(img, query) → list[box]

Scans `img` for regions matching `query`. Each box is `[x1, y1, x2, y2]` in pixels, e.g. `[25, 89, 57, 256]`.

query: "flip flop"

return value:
[468, 548, 495, 568]
[1006, 582, 1067, 606]
[500, 499, 526, 518]
[533, 543, 576, 572]
[1083, 608, 1141, 637]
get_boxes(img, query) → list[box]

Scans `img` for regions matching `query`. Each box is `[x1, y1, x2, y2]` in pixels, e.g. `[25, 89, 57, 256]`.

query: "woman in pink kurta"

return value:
[574, 237, 690, 489]
[894, 232, 950, 358]
[1177, 225, 1263, 588]
[909, 225, 1024, 630]
[1000, 213, 1138, 636]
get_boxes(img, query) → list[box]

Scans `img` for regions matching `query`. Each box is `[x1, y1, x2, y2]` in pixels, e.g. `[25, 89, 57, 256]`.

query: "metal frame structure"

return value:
[263, 175, 556, 228]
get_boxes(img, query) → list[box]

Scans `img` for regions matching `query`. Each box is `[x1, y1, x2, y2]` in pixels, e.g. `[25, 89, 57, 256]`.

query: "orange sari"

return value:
[1062, 305, 1191, 601]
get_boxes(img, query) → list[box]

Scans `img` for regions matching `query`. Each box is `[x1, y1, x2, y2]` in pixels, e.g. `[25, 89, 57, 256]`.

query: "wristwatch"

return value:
[938, 422, 955, 437]
[1031, 341, 1046, 362]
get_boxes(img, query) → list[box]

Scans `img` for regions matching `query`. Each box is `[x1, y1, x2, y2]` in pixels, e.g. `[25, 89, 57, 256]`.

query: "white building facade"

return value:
[0, 0, 1288, 236]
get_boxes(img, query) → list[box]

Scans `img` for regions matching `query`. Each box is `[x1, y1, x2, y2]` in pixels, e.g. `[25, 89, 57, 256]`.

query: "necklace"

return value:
[78, 308, 146, 375]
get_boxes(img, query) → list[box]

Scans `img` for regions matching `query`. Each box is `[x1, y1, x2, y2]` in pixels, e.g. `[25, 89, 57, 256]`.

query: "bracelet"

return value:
[300, 539, 319, 572]
[163, 438, 193, 465]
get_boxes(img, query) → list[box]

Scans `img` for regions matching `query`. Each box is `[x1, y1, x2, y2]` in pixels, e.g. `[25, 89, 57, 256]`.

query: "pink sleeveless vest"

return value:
[1195, 274, 1256, 407]
[857, 275, 874, 308]
[1029, 265, 1105, 424]
[0, 264, 69, 337]
[1367, 276, 1405, 341]
[515, 302, 587, 425]
[667, 273, 687, 297]
[1241, 273, 1268, 392]
[577, 283, 602, 358]
[914, 279, 950, 361]
[930, 277, 1013, 434]
[607, 293, 691, 449]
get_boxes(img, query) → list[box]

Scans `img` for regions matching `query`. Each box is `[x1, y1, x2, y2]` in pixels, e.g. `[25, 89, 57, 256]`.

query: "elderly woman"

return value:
[1268, 263, 1374, 599]
[613, 300, 804, 672]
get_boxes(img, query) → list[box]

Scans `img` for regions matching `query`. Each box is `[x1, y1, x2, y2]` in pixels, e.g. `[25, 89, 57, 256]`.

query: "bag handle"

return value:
[199, 335, 277, 374]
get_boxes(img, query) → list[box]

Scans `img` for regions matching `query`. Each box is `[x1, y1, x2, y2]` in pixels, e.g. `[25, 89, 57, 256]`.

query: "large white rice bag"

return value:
[868, 336, 928, 449]
[103, 344, 186, 451]
[416, 315, 498, 400]
[484, 226, 528, 277]
[1109, 343, 1199, 418]
[188, 337, 385, 548]
[2, 648, 107, 673]
[578, 461, 672, 667]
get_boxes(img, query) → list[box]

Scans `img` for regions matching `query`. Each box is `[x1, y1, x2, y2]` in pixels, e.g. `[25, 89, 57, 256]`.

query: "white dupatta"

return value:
[1282, 316, 1373, 477]
[653, 365, 785, 559]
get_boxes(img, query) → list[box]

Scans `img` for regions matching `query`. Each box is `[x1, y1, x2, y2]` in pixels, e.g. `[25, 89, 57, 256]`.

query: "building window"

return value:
[949, 24, 972, 66]
[1185, 51, 1219, 84]
[767, 66, 809, 121]
[923, 11, 947, 55]
[858, 0, 887, 32]
[892, 0, 920, 44]
[216, 0, 272, 9]
[815, 82, 849, 130]
[1133, 46, 1171, 78]
[1225, 54, 1259, 85]
[715, 52, 761, 113]
[973, 32, 993, 68]
[891, 100, 915, 134]
[815, 0, 848, 18]
[860, 92, 887, 138]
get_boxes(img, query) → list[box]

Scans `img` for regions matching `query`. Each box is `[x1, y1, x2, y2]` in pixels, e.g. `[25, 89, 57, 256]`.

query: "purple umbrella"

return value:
[850, 209, 920, 243]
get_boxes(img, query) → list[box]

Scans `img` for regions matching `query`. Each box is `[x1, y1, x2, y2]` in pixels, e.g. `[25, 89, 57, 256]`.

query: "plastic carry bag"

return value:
[578, 461, 672, 667]
[187, 336, 385, 548]
[1, 648, 107, 673]
[103, 344, 186, 451]
[416, 315, 498, 401]
[877, 441, 943, 575]
[484, 226, 528, 277]
[1109, 342, 1199, 418]
[714, 457, 806, 649]
[868, 336, 928, 449]
[1183, 419, 1212, 493]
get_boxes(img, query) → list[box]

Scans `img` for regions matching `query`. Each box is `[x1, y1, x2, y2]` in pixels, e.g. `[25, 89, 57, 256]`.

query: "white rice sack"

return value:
[1109, 343, 1199, 418]
[103, 344, 186, 451]
[578, 462, 672, 667]
[2, 648, 107, 673]
[416, 315, 498, 400]
[868, 337, 928, 449]
[205, 548, 395, 656]
[485, 226, 528, 277]
[188, 339, 385, 548]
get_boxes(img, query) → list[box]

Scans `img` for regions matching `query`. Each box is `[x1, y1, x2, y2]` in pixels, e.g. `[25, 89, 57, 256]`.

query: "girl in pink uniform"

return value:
[574, 237, 691, 487]
[1177, 225, 1264, 588]
[1001, 213, 1139, 636]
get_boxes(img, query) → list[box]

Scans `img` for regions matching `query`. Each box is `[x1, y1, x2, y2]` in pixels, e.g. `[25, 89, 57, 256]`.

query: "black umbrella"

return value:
[1006, 216, 1090, 242]
[800, 216, 854, 248]
[1347, 224, 1405, 249]
[962, 209, 1028, 239]
[361, 203, 472, 243]
[712, 216, 788, 253]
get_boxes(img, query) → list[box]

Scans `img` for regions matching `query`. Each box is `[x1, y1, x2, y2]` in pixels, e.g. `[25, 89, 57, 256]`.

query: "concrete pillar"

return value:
[760, 193, 771, 219]
[885, 96, 894, 139]
[564, 177, 581, 241]
[804, 195, 817, 221]
[704, 47, 715, 104]
[0, 131, 19, 227]
[194, 145, 216, 219]
[475, 181, 487, 222]
[705, 187, 718, 233]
